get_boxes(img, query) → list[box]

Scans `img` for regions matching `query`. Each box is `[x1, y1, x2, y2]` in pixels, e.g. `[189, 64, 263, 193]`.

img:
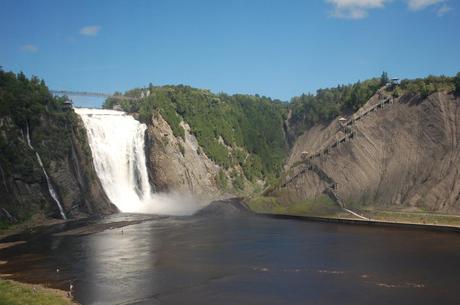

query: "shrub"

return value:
[216, 169, 228, 190]
[178, 143, 185, 156]
[399, 75, 455, 97]
[232, 174, 245, 190]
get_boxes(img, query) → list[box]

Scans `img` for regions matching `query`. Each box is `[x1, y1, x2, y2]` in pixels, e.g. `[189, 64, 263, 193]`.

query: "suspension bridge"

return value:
[50, 90, 140, 101]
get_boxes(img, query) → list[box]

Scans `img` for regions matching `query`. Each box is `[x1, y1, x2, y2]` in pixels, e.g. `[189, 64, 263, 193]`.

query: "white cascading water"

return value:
[75, 108, 200, 215]
[26, 123, 67, 219]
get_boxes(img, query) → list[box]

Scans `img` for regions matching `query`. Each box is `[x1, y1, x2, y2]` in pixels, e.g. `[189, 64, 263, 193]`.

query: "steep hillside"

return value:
[0, 70, 116, 226]
[272, 78, 460, 214]
[105, 85, 289, 195]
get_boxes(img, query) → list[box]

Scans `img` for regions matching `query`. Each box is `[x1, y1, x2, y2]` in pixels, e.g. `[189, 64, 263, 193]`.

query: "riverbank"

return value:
[257, 213, 460, 233]
[244, 196, 460, 231]
[0, 214, 160, 243]
[0, 213, 67, 240]
[0, 278, 79, 305]
[3, 198, 459, 243]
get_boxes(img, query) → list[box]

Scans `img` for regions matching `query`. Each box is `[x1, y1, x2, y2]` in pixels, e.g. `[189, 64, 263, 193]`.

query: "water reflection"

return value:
[73, 220, 159, 304]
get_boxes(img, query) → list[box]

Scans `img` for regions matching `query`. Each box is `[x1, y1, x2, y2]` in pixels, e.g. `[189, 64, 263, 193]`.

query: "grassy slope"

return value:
[245, 195, 346, 218]
[358, 209, 460, 227]
[246, 196, 460, 227]
[0, 279, 78, 305]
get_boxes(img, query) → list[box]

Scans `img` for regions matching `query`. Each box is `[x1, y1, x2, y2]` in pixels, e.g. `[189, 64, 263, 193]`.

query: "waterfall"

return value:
[26, 122, 67, 220]
[75, 108, 200, 215]
[25, 122, 33, 150]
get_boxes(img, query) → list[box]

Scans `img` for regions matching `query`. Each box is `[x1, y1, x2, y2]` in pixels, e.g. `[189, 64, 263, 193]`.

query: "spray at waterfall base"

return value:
[76, 108, 203, 216]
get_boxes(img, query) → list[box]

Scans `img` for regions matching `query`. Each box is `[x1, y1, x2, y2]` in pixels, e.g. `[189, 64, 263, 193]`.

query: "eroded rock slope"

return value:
[273, 91, 460, 213]
[145, 113, 222, 200]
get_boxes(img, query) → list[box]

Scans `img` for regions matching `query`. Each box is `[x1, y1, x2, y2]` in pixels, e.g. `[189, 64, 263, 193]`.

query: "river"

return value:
[1, 211, 459, 305]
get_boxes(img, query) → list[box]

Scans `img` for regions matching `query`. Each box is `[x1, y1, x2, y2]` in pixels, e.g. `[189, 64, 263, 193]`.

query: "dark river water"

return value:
[1, 212, 459, 305]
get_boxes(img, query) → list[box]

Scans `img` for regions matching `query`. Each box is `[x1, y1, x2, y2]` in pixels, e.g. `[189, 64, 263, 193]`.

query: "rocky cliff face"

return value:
[0, 112, 116, 224]
[49, 115, 117, 216]
[273, 91, 460, 214]
[145, 113, 224, 201]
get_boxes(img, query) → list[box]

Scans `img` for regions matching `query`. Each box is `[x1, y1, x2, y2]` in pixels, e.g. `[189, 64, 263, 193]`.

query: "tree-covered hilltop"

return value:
[395, 74, 459, 98]
[288, 76, 384, 136]
[104, 86, 289, 182]
[0, 70, 63, 127]
[0, 69, 75, 172]
[288, 72, 460, 137]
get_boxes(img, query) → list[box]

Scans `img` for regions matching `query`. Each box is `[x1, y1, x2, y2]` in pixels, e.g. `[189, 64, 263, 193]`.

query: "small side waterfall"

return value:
[75, 108, 200, 215]
[26, 123, 67, 219]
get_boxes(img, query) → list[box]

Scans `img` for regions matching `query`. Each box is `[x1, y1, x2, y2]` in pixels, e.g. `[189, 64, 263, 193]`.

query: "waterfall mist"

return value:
[75, 108, 201, 216]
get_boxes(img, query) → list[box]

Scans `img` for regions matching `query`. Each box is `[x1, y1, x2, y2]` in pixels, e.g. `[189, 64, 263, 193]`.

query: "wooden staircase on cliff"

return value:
[279, 94, 394, 219]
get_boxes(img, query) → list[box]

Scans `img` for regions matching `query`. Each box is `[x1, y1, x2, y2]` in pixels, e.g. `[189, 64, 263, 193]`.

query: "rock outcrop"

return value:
[194, 198, 251, 217]
[145, 113, 223, 201]
[273, 91, 460, 214]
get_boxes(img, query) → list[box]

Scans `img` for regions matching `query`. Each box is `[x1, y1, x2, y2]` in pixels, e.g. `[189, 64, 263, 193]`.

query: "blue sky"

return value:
[1, 0, 459, 107]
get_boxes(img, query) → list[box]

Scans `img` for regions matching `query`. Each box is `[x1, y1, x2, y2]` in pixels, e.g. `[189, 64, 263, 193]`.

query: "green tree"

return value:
[0, 70, 57, 128]
[454, 72, 460, 96]
[380, 71, 389, 86]
[289, 77, 381, 135]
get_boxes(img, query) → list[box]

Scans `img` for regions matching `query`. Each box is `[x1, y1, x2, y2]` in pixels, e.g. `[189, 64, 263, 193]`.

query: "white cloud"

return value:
[326, 0, 452, 19]
[80, 25, 101, 36]
[327, 0, 389, 19]
[20, 44, 38, 53]
[407, 0, 444, 10]
[436, 3, 452, 15]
